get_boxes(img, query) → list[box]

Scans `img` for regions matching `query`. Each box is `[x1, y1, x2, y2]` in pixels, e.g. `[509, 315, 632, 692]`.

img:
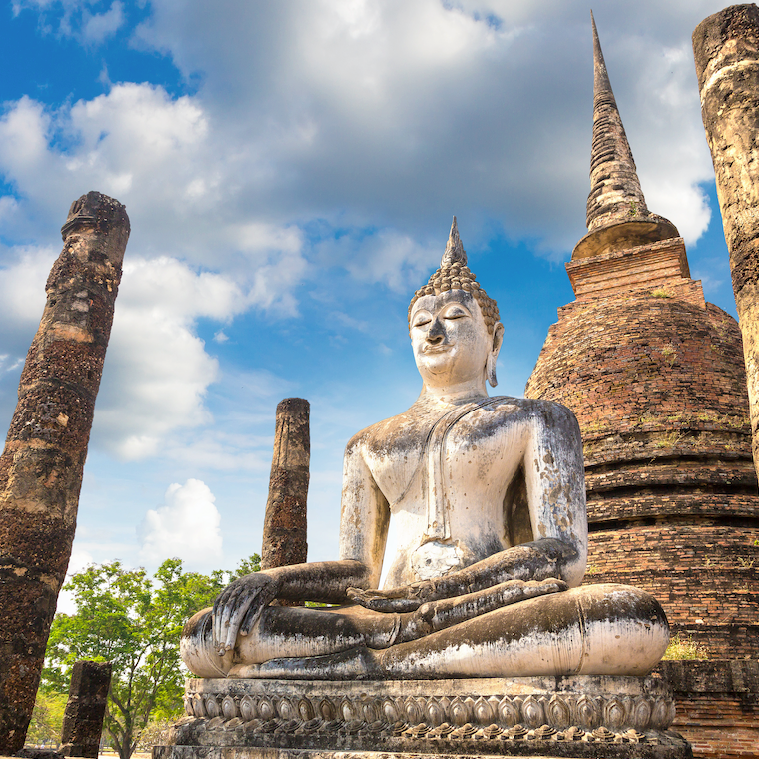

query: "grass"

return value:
[662, 633, 709, 660]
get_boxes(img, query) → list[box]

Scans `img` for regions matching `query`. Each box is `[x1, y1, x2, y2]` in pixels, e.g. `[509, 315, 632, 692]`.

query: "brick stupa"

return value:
[525, 15, 759, 660]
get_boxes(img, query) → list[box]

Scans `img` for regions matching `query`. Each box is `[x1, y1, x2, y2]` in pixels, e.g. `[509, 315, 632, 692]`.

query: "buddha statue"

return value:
[181, 219, 669, 680]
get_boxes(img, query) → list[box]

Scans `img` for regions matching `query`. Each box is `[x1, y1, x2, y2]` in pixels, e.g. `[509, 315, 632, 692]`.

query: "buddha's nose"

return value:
[427, 318, 445, 343]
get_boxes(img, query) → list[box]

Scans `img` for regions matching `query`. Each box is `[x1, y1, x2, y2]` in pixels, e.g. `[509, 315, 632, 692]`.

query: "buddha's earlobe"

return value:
[488, 323, 505, 388]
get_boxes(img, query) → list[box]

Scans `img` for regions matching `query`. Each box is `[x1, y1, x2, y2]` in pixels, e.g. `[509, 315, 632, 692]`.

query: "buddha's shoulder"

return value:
[344, 409, 424, 455]
[344, 397, 577, 455]
[483, 396, 575, 417]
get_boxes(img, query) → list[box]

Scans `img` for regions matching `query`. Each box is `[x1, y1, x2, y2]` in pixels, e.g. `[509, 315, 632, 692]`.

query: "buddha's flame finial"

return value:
[441, 216, 467, 268]
[408, 217, 500, 335]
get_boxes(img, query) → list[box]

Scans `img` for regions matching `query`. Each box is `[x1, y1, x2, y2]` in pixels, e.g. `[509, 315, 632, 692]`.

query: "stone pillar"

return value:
[0, 192, 129, 754]
[60, 661, 112, 758]
[260, 398, 309, 570]
[693, 5, 759, 477]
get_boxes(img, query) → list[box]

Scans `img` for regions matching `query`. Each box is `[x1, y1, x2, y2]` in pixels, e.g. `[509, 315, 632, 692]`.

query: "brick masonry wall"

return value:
[655, 661, 759, 759]
[526, 287, 759, 657]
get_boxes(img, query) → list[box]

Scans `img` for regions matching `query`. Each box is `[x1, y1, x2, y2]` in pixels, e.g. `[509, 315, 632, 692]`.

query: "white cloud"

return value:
[82, 1, 124, 44]
[92, 256, 247, 460]
[0, 246, 57, 336]
[138, 478, 223, 569]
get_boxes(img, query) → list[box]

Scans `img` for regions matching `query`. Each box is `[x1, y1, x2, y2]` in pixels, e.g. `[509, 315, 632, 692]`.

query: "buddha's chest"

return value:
[364, 402, 525, 517]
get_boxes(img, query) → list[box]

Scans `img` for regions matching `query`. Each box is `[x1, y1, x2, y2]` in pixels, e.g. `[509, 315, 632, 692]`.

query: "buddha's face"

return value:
[410, 289, 498, 390]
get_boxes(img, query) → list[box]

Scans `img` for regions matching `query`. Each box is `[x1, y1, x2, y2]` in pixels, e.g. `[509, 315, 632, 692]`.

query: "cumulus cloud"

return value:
[91, 256, 247, 460]
[138, 479, 223, 569]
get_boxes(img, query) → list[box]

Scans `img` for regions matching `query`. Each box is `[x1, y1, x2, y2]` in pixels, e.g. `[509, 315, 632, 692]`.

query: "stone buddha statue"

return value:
[181, 219, 669, 680]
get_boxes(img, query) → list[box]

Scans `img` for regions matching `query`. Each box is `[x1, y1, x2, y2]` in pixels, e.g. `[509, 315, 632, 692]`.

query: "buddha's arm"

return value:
[212, 435, 388, 653]
[349, 401, 587, 613]
[337, 433, 391, 588]
[213, 560, 372, 653]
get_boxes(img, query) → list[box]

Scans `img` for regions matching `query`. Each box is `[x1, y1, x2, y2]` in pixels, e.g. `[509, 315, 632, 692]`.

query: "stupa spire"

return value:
[573, 13, 678, 259]
[586, 11, 649, 232]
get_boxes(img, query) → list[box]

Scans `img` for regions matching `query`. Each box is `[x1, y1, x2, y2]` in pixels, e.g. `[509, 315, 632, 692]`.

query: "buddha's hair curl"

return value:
[408, 262, 500, 334]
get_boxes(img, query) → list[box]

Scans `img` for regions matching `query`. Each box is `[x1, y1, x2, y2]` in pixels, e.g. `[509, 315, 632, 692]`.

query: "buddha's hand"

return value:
[347, 580, 436, 612]
[212, 572, 279, 655]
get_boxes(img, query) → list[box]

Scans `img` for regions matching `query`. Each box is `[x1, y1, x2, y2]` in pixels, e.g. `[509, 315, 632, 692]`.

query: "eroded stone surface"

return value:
[153, 676, 691, 759]
[60, 660, 112, 758]
[0, 192, 129, 754]
[693, 4, 759, 482]
[261, 399, 310, 572]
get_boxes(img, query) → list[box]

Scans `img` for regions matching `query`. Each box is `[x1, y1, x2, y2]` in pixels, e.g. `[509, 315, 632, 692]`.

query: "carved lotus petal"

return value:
[258, 697, 275, 721]
[498, 696, 521, 726]
[276, 697, 297, 720]
[204, 696, 220, 718]
[296, 697, 314, 721]
[425, 697, 446, 726]
[189, 694, 204, 717]
[668, 700, 677, 726]
[602, 697, 626, 730]
[650, 698, 671, 730]
[574, 694, 600, 729]
[473, 696, 494, 724]
[546, 695, 571, 728]
[221, 695, 237, 719]
[239, 695, 257, 721]
[340, 697, 360, 721]
[520, 695, 544, 728]
[319, 698, 336, 720]
[449, 696, 470, 726]
[630, 696, 651, 729]
[360, 698, 380, 723]
[381, 697, 399, 723]
[404, 696, 424, 724]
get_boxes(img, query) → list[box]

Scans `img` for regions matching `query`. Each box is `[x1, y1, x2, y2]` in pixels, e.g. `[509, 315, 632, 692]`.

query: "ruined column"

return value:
[694, 5, 759, 476]
[0, 192, 129, 754]
[60, 661, 112, 758]
[260, 398, 309, 570]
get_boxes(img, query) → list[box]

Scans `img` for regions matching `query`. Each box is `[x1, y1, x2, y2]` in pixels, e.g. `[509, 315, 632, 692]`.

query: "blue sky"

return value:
[0, 0, 739, 607]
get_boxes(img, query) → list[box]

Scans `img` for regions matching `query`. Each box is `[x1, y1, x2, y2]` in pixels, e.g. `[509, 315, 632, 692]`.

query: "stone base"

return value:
[153, 677, 692, 759]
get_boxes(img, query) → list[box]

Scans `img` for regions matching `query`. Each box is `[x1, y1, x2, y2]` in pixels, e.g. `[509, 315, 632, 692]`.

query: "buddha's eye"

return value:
[443, 305, 470, 320]
[412, 311, 432, 328]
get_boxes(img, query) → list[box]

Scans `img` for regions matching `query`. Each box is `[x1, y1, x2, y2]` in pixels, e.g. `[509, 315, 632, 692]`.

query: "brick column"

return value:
[694, 4, 759, 478]
[260, 398, 309, 571]
[0, 192, 129, 754]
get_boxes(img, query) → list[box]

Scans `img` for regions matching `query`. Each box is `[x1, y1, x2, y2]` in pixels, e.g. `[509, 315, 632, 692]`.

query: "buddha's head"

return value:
[408, 218, 504, 390]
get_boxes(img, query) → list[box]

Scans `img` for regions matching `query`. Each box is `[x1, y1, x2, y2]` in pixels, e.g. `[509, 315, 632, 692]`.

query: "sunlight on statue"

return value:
[181, 218, 669, 680]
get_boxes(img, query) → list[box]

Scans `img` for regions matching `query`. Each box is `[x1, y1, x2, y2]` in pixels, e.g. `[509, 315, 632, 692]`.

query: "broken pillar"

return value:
[0, 192, 130, 754]
[260, 398, 309, 571]
[60, 660, 112, 758]
[693, 5, 759, 477]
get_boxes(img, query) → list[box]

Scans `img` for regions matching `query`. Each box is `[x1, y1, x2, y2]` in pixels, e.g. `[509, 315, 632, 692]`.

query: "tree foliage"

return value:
[26, 690, 67, 747]
[41, 555, 260, 759]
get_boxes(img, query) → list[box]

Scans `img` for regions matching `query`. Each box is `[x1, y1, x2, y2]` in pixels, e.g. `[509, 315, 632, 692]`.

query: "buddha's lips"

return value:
[423, 344, 452, 353]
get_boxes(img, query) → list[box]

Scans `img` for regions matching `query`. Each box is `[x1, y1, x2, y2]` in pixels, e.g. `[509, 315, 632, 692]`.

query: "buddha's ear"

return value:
[488, 322, 505, 387]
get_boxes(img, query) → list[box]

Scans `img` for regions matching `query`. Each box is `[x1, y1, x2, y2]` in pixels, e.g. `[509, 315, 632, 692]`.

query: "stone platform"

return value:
[153, 676, 692, 759]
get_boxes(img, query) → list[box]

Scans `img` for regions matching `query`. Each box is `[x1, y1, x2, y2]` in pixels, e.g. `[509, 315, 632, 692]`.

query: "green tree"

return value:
[41, 556, 259, 759]
[26, 690, 67, 748]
